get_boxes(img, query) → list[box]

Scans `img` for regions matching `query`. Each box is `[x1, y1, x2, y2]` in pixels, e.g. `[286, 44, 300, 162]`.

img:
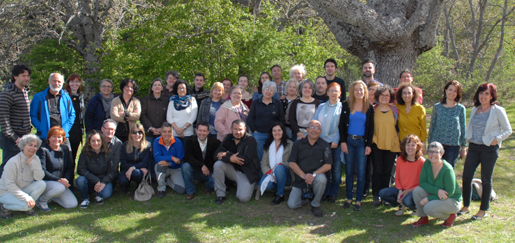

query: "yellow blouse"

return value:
[373, 109, 401, 152]
[396, 103, 427, 142]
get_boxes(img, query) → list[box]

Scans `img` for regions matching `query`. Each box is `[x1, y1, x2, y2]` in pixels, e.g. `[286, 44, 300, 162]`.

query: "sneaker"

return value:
[25, 209, 38, 216]
[395, 205, 406, 216]
[0, 203, 12, 219]
[373, 196, 381, 207]
[412, 216, 429, 227]
[95, 196, 104, 205]
[36, 201, 51, 212]
[270, 195, 284, 205]
[80, 199, 90, 209]
[157, 191, 165, 198]
[215, 196, 226, 205]
[311, 206, 323, 217]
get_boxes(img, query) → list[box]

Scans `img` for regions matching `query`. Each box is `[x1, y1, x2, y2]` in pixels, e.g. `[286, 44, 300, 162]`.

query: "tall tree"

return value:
[307, 0, 446, 86]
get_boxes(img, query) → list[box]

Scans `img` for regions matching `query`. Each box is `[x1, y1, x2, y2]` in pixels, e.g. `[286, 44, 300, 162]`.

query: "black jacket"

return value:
[140, 94, 169, 132]
[338, 101, 374, 147]
[37, 143, 74, 183]
[77, 148, 119, 184]
[183, 135, 221, 172]
[214, 133, 260, 183]
[0, 82, 31, 142]
[120, 142, 152, 171]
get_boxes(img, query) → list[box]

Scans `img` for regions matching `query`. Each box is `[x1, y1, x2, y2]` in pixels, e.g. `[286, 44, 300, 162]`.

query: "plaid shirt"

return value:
[275, 80, 286, 96]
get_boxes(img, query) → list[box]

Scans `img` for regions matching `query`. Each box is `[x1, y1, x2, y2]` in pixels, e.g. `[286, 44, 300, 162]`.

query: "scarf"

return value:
[170, 95, 192, 111]
[318, 101, 342, 143]
[268, 141, 284, 171]
[101, 93, 115, 119]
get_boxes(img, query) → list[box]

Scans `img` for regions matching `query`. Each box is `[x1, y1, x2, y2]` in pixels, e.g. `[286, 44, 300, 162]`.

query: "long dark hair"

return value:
[263, 123, 289, 152]
[82, 130, 110, 157]
[473, 83, 497, 107]
[258, 72, 271, 94]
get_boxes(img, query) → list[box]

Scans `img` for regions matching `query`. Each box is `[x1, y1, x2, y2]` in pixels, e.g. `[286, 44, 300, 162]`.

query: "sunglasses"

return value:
[131, 131, 143, 135]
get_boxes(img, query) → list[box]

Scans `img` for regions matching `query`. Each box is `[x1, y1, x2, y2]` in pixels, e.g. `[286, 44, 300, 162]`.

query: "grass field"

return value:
[0, 104, 514, 242]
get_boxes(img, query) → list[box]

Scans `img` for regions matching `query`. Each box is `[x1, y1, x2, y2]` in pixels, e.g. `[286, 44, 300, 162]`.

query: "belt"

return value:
[348, 135, 364, 140]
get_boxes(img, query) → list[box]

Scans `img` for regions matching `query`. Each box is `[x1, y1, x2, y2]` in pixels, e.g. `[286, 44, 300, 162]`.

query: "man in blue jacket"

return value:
[85, 79, 115, 133]
[30, 73, 75, 146]
[154, 122, 185, 198]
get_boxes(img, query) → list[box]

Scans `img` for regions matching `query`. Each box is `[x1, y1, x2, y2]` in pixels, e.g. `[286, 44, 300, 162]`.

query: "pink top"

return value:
[395, 156, 425, 190]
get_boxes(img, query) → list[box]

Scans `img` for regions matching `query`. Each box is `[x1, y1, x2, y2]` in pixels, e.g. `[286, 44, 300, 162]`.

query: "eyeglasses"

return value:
[328, 90, 340, 93]
[131, 131, 143, 135]
[308, 126, 321, 130]
[428, 150, 440, 155]
[101, 85, 112, 88]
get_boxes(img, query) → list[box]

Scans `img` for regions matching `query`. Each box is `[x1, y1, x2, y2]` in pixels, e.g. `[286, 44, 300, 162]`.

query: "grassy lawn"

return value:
[1, 104, 514, 242]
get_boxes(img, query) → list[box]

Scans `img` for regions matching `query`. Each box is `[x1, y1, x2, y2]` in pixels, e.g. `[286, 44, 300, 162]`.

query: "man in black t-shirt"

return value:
[324, 58, 346, 101]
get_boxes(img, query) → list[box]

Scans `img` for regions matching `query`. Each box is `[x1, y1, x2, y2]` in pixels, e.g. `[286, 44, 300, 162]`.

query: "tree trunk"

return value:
[307, 0, 445, 86]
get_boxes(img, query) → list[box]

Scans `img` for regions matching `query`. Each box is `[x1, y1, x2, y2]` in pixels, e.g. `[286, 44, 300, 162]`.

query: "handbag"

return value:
[134, 172, 155, 201]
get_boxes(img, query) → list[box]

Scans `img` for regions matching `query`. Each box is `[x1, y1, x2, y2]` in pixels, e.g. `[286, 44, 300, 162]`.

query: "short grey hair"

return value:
[298, 79, 315, 97]
[102, 119, 118, 128]
[99, 79, 113, 87]
[48, 73, 64, 82]
[289, 64, 307, 79]
[17, 134, 42, 150]
[229, 85, 244, 96]
[428, 141, 445, 155]
[262, 80, 277, 93]
[285, 79, 299, 94]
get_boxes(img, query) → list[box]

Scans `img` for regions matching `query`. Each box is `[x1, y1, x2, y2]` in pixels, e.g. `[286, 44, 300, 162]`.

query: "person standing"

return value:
[63, 73, 85, 164]
[162, 71, 180, 98]
[324, 58, 346, 100]
[271, 65, 286, 97]
[0, 64, 32, 177]
[312, 76, 328, 103]
[191, 73, 210, 112]
[140, 78, 168, 144]
[110, 79, 141, 143]
[85, 79, 115, 133]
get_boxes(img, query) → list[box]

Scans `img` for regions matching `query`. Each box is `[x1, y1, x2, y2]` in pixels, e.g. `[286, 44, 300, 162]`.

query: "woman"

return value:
[412, 142, 462, 228]
[214, 85, 249, 141]
[339, 80, 374, 211]
[314, 83, 343, 203]
[459, 83, 512, 220]
[76, 131, 118, 208]
[64, 73, 85, 163]
[166, 79, 198, 145]
[281, 79, 299, 139]
[259, 123, 294, 205]
[0, 134, 45, 218]
[221, 78, 233, 100]
[428, 80, 467, 168]
[367, 81, 380, 106]
[111, 78, 141, 143]
[140, 78, 169, 144]
[371, 85, 401, 206]
[396, 83, 426, 153]
[289, 64, 307, 82]
[119, 124, 152, 195]
[36, 127, 78, 211]
[238, 75, 253, 108]
[197, 82, 225, 138]
[247, 81, 285, 161]
[253, 72, 279, 101]
[379, 135, 425, 216]
[289, 80, 320, 141]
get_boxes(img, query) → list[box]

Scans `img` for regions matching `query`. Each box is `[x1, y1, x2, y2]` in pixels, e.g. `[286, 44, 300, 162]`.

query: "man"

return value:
[154, 122, 186, 198]
[271, 65, 286, 97]
[191, 73, 210, 125]
[287, 120, 332, 217]
[181, 121, 221, 200]
[362, 59, 382, 86]
[85, 79, 115, 133]
[0, 64, 32, 177]
[312, 76, 328, 103]
[101, 119, 122, 187]
[213, 119, 259, 204]
[30, 73, 75, 144]
[162, 70, 180, 98]
[324, 58, 346, 100]
[395, 69, 423, 104]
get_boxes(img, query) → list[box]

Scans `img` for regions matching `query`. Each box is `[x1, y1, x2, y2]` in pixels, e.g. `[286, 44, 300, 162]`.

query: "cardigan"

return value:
[419, 160, 462, 202]
[396, 103, 427, 142]
[110, 96, 141, 132]
[465, 105, 512, 147]
[37, 143, 74, 182]
[0, 152, 45, 202]
[338, 101, 374, 147]
[214, 101, 249, 141]
[260, 140, 295, 180]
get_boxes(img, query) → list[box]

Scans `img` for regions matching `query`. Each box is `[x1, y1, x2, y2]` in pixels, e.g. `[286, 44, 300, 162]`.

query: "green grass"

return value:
[1, 104, 515, 242]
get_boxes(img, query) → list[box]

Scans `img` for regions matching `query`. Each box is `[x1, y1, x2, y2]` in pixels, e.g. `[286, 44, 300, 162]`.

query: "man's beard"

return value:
[50, 85, 62, 93]
[363, 72, 372, 78]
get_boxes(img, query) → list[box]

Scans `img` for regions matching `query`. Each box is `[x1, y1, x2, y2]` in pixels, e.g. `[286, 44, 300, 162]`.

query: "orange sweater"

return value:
[395, 156, 425, 190]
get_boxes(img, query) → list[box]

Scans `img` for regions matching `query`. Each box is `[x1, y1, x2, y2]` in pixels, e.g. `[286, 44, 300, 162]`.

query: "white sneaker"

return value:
[95, 196, 104, 205]
[36, 201, 51, 212]
[395, 205, 406, 216]
[80, 199, 90, 209]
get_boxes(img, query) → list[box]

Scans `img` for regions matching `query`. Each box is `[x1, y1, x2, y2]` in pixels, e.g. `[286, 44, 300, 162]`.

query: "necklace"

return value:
[478, 105, 490, 114]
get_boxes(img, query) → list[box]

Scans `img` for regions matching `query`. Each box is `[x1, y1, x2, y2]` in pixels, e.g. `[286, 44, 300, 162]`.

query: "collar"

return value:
[198, 136, 208, 145]
[260, 97, 276, 104]
[47, 88, 62, 97]
[159, 135, 176, 146]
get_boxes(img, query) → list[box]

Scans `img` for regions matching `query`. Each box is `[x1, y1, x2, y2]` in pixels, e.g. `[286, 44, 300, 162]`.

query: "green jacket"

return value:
[419, 160, 462, 202]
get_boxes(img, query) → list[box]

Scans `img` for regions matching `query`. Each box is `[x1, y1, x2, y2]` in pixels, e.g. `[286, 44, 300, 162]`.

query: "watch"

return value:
[312, 173, 317, 177]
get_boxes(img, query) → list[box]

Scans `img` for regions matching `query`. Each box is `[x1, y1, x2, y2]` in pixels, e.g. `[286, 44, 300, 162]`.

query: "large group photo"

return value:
[1, 0, 514, 242]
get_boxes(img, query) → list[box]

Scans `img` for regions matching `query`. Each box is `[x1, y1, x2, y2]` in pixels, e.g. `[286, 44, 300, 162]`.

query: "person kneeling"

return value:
[154, 122, 186, 198]
[119, 124, 152, 195]
[213, 119, 259, 204]
[77, 131, 118, 208]
[287, 120, 332, 217]
[181, 121, 221, 200]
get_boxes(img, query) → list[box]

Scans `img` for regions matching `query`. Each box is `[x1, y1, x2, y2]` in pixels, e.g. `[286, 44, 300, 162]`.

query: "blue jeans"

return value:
[76, 176, 113, 200]
[442, 145, 460, 169]
[344, 136, 367, 202]
[259, 164, 292, 196]
[324, 146, 344, 197]
[252, 132, 268, 162]
[379, 187, 416, 210]
[0, 133, 21, 178]
[118, 169, 145, 189]
[181, 162, 214, 195]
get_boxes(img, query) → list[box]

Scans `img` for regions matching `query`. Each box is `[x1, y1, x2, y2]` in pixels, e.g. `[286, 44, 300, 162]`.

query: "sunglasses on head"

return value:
[131, 130, 143, 135]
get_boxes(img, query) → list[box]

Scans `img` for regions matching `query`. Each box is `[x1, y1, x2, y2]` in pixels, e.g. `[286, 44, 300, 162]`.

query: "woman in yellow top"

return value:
[396, 83, 426, 153]
[371, 85, 401, 206]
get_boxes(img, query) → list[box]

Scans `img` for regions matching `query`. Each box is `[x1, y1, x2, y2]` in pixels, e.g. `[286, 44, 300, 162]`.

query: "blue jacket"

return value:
[153, 136, 184, 169]
[30, 87, 75, 139]
[85, 93, 106, 133]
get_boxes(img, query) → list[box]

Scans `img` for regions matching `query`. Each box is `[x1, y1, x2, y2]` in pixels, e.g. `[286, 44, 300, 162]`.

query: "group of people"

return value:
[0, 60, 511, 229]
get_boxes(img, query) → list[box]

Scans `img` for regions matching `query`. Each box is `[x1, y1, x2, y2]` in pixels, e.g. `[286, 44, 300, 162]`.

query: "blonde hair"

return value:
[127, 124, 150, 153]
[289, 64, 307, 79]
[210, 82, 224, 98]
[348, 80, 369, 114]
